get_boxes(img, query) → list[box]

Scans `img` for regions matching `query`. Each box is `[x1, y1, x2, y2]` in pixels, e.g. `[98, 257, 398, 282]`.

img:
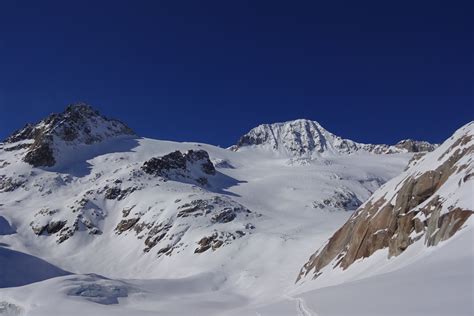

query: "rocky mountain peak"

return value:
[61, 103, 102, 122]
[3, 103, 135, 167]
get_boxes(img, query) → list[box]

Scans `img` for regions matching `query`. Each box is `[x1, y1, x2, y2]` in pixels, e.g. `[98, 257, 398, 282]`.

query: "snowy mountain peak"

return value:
[232, 119, 437, 159]
[3, 103, 135, 167]
[232, 119, 353, 157]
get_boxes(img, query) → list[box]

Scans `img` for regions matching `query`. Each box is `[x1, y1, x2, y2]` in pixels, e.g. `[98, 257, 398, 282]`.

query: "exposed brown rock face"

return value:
[115, 218, 140, 234]
[297, 124, 474, 282]
[194, 231, 238, 253]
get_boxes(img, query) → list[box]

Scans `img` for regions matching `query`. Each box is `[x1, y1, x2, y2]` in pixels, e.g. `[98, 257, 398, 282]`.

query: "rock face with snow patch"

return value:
[232, 119, 436, 160]
[297, 122, 474, 282]
[3, 103, 135, 167]
[142, 149, 216, 185]
[312, 188, 362, 211]
[394, 139, 438, 153]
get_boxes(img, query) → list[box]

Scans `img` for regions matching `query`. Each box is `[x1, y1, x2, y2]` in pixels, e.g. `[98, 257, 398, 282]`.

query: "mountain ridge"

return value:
[231, 118, 437, 160]
[3, 106, 437, 168]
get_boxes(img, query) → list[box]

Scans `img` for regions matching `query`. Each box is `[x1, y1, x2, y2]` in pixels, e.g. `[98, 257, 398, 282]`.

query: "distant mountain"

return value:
[297, 122, 473, 282]
[231, 119, 437, 160]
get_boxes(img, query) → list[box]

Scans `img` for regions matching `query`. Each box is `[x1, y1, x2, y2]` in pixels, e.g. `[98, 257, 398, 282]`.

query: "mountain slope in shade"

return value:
[0, 247, 70, 288]
[232, 119, 437, 161]
[297, 121, 474, 282]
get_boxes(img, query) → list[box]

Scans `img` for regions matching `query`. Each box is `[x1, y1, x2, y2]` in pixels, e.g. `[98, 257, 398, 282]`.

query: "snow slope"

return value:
[243, 220, 474, 316]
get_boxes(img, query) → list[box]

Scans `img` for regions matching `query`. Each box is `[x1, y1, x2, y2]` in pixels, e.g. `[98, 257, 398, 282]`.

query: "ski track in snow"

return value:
[285, 295, 317, 316]
[295, 297, 315, 316]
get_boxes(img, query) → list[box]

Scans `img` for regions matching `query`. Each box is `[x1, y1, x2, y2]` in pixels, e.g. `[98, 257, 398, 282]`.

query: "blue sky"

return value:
[0, 0, 472, 146]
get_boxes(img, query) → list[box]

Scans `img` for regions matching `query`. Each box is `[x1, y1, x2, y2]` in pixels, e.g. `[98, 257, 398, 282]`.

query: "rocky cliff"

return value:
[297, 122, 473, 281]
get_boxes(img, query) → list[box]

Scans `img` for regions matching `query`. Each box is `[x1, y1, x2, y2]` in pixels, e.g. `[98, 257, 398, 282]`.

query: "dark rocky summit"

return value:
[4, 103, 135, 167]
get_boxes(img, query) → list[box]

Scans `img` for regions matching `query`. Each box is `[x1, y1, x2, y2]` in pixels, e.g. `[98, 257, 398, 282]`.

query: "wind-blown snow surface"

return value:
[0, 130, 412, 315]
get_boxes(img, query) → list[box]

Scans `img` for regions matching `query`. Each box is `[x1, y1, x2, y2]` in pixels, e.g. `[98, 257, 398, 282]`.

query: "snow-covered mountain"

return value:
[231, 119, 437, 161]
[2, 103, 134, 167]
[0, 104, 470, 316]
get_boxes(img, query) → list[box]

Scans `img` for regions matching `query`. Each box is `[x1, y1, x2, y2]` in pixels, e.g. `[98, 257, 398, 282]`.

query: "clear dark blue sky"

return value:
[0, 0, 472, 146]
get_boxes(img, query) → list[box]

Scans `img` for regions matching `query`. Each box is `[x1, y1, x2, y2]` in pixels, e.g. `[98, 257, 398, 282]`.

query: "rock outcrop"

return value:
[297, 122, 473, 282]
[115, 195, 257, 255]
[0, 175, 26, 192]
[4, 103, 135, 167]
[312, 188, 362, 211]
[394, 139, 438, 153]
[142, 149, 216, 185]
